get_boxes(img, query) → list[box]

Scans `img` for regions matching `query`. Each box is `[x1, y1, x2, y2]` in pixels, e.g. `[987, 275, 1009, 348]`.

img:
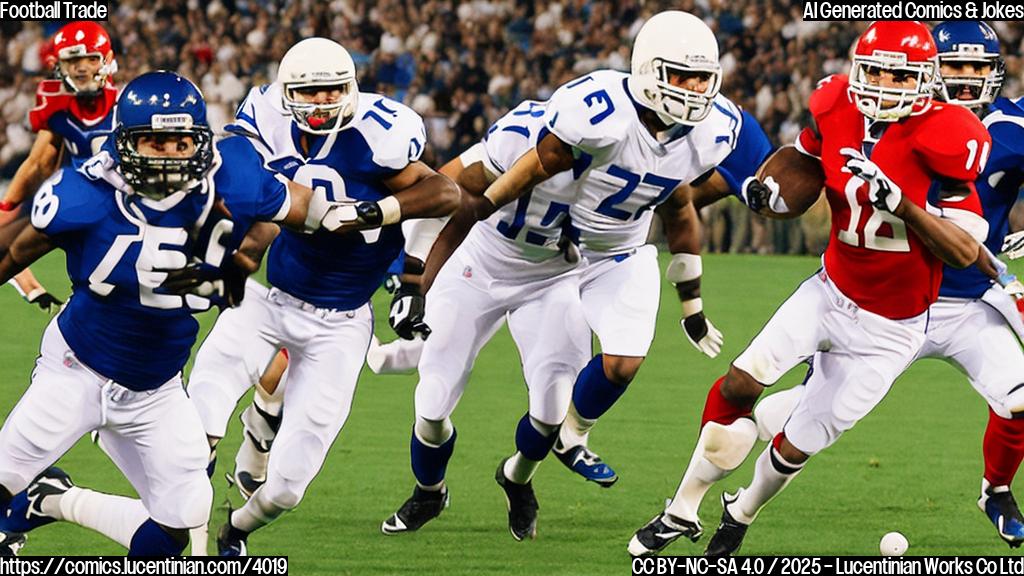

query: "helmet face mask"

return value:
[629, 11, 723, 127]
[848, 21, 938, 122]
[51, 21, 117, 97]
[277, 38, 360, 135]
[114, 72, 214, 201]
[933, 21, 1004, 110]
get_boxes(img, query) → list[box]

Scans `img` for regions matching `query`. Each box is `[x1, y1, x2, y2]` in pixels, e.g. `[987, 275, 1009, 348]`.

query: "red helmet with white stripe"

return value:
[51, 21, 117, 95]
[848, 21, 937, 122]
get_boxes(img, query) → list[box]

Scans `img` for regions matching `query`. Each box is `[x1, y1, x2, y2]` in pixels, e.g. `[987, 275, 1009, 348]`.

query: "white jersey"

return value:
[544, 70, 745, 253]
[477, 100, 576, 263]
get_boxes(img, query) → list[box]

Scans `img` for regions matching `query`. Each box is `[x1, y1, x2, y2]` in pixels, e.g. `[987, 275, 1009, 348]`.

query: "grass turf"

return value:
[0, 251, 1020, 569]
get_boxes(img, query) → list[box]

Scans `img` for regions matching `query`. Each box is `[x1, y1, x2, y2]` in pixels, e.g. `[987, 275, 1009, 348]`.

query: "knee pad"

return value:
[415, 416, 454, 447]
[700, 419, 758, 472]
[261, 477, 304, 512]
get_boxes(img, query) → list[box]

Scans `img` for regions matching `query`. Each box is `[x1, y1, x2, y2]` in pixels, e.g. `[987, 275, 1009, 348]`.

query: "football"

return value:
[756, 145, 826, 219]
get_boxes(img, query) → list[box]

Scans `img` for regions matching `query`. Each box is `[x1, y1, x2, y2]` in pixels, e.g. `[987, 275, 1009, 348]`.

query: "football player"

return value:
[412, 10, 772, 538]
[629, 20, 992, 556]
[184, 38, 458, 556]
[1, 21, 119, 313]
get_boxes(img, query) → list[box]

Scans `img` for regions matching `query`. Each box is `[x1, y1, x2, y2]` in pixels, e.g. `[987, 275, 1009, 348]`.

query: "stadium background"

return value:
[0, 1, 1023, 568]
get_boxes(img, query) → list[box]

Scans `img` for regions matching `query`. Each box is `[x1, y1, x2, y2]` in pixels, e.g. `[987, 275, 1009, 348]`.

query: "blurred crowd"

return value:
[1, 1, 1022, 254]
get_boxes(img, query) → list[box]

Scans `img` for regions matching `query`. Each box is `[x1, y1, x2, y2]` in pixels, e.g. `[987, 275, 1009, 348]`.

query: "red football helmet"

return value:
[50, 21, 117, 95]
[848, 21, 937, 122]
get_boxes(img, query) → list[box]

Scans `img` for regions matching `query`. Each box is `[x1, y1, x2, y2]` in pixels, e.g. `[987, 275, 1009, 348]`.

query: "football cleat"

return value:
[0, 531, 26, 556]
[0, 467, 75, 534]
[979, 481, 1024, 548]
[225, 471, 264, 501]
[704, 492, 750, 557]
[494, 459, 538, 541]
[628, 512, 702, 557]
[552, 439, 618, 488]
[380, 486, 449, 534]
[216, 516, 248, 557]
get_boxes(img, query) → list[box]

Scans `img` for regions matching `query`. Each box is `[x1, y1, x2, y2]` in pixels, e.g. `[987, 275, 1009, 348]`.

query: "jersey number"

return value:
[89, 226, 191, 309]
[294, 164, 380, 244]
[836, 176, 909, 252]
[594, 165, 681, 221]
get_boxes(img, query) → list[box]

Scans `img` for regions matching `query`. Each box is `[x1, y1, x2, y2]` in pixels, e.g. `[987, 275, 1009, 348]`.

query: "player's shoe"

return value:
[0, 467, 74, 535]
[628, 512, 702, 557]
[216, 515, 248, 557]
[0, 532, 26, 556]
[704, 492, 749, 558]
[552, 438, 618, 487]
[494, 459, 538, 541]
[380, 486, 449, 534]
[979, 481, 1024, 548]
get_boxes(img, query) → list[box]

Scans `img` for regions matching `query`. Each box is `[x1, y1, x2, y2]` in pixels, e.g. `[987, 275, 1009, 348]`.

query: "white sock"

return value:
[665, 452, 730, 522]
[503, 452, 541, 485]
[189, 525, 208, 556]
[558, 402, 595, 449]
[367, 337, 425, 374]
[58, 487, 149, 549]
[732, 445, 804, 524]
[230, 487, 286, 533]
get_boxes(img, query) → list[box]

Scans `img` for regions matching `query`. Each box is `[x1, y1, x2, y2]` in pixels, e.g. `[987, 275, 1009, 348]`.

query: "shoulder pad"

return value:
[807, 74, 851, 121]
[914, 104, 992, 181]
[544, 70, 633, 152]
[28, 80, 73, 133]
[353, 93, 427, 171]
[483, 100, 547, 173]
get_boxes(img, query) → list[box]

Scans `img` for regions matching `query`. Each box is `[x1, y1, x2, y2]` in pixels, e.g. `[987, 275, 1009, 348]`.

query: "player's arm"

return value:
[657, 185, 723, 358]
[0, 225, 57, 286]
[1, 130, 62, 210]
[381, 161, 460, 219]
[6, 268, 63, 313]
[897, 191, 981, 268]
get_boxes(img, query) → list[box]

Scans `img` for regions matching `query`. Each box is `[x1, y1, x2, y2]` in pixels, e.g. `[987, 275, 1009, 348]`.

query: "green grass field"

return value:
[1, 251, 1021, 570]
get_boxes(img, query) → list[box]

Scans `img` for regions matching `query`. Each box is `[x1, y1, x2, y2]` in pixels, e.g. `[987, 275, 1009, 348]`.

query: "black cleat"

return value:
[0, 532, 25, 556]
[704, 492, 749, 558]
[495, 459, 538, 541]
[628, 512, 702, 557]
[381, 486, 449, 534]
[979, 481, 1024, 548]
[216, 514, 248, 557]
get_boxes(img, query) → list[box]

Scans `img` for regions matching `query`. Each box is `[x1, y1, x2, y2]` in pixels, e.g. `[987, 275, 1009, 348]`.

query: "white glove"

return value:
[741, 176, 788, 214]
[840, 147, 902, 213]
[681, 312, 724, 358]
[1003, 230, 1024, 260]
[320, 201, 384, 232]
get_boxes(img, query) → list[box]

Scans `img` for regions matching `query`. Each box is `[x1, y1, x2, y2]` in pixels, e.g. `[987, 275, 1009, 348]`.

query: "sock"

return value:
[411, 427, 457, 490]
[60, 487, 149, 549]
[571, 355, 629, 421]
[189, 524, 208, 556]
[229, 487, 281, 534]
[701, 375, 754, 428]
[732, 434, 804, 524]
[983, 408, 1024, 487]
[503, 414, 558, 484]
[558, 402, 597, 448]
[128, 519, 186, 557]
[254, 377, 285, 420]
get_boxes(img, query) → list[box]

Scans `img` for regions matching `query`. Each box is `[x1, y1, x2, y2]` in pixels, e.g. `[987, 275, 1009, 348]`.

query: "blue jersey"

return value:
[32, 136, 288, 390]
[940, 96, 1024, 299]
[229, 84, 426, 309]
[29, 80, 117, 168]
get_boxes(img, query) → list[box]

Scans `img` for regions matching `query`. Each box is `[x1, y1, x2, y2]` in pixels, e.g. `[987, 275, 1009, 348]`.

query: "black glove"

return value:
[389, 285, 431, 340]
[159, 257, 247, 310]
[741, 177, 774, 213]
[27, 291, 63, 314]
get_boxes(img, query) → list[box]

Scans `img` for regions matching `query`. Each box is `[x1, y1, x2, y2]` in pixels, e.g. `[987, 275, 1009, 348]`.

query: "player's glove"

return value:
[840, 147, 903, 213]
[557, 234, 581, 264]
[389, 285, 431, 340]
[25, 289, 62, 314]
[159, 257, 247, 310]
[1003, 230, 1024, 260]
[681, 309, 723, 358]
[741, 176, 786, 214]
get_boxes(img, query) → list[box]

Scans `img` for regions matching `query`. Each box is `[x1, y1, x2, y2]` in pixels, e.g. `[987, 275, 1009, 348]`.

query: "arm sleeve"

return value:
[215, 138, 288, 223]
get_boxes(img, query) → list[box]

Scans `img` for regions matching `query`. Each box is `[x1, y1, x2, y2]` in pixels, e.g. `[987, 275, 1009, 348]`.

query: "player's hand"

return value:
[322, 201, 386, 233]
[741, 176, 783, 214]
[1003, 231, 1024, 260]
[26, 290, 62, 314]
[557, 234, 580, 264]
[840, 147, 903, 213]
[159, 259, 246, 309]
[681, 311, 723, 358]
[389, 285, 431, 340]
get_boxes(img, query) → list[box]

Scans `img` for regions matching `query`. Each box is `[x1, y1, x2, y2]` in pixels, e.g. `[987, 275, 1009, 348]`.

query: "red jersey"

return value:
[797, 75, 989, 319]
[28, 79, 117, 133]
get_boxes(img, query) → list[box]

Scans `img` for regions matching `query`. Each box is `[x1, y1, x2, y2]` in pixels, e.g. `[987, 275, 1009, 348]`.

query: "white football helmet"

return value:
[628, 11, 722, 126]
[277, 38, 359, 134]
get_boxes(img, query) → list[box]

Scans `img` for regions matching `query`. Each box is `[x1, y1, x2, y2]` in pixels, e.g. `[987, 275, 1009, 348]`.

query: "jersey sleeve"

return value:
[214, 137, 289, 223]
[543, 73, 627, 154]
[30, 170, 104, 237]
[27, 80, 69, 133]
[795, 75, 847, 159]
[915, 104, 992, 183]
[482, 105, 546, 174]
[358, 95, 426, 173]
[716, 110, 775, 197]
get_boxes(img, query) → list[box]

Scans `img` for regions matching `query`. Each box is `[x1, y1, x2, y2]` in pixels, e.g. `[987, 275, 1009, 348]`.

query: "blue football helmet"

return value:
[114, 71, 214, 199]
[933, 21, 1004, 109]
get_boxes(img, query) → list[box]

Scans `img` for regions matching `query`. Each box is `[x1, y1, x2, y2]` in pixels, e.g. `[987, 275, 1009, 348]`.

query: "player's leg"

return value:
[231, 349, 289, 499]
[706, 307, 927, 557]
[928, 298, 1024, 547]
[496, 274, 590, 540]
[629, 273, 828, 557]
[366, 335, 426, 375]
[218, 304, 372, 554]
[556, 245, 660, 481]
[382, 250, 507, 534]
